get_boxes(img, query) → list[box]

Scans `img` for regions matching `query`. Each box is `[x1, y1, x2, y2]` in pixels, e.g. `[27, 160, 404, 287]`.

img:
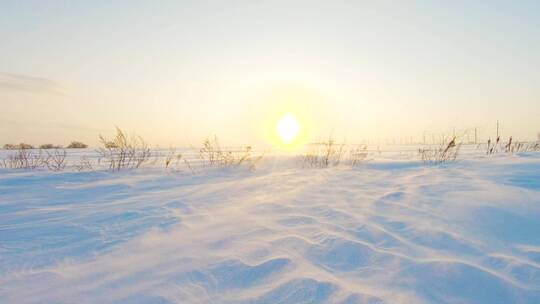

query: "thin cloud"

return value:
[0, 119, 109, 133]
[0, 72, 70, 96]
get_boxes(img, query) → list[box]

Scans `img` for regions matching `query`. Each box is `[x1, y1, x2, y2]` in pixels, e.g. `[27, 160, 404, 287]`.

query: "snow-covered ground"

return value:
[1, 150, 540, 303]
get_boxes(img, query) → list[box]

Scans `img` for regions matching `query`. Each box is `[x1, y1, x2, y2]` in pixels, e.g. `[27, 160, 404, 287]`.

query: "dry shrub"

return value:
[199, 137, 254, 167]
[75, 156, 93, 171]
[3, 147, 44, 169]
[185, 136, 262, 171]
[1, 146, 66, 171]
[97, 127, 151, 171]
[44, 148, 67, 171]
[419, 137, 461, 165]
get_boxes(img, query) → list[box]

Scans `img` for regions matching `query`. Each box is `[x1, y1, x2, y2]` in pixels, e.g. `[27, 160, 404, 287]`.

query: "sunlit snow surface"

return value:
[1, 151, 540, 303]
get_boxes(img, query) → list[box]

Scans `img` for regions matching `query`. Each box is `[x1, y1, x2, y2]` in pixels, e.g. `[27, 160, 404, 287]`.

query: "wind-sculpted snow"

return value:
[1, 155, 540, 303]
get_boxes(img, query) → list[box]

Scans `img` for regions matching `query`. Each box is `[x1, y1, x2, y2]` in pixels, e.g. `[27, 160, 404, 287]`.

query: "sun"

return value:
[277, 113, 300, 144]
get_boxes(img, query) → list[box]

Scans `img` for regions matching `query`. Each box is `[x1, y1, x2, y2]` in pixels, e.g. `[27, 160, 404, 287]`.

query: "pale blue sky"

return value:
[1, 1, 539, 146]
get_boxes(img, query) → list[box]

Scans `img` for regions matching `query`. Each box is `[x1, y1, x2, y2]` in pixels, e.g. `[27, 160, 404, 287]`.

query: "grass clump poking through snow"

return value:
[97, 127, 152, 171]
[301, 137, 368, 168]
[486, 136, 540, 155]
[418, 137, 461, 165]
[301, 137, 345, 168]
[348, 144, 368, 166]
[186, 136, 262, 171]
[163, 147, 182, 169]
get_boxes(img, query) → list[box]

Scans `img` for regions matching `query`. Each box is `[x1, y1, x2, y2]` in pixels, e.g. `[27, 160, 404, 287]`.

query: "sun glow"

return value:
[277, 113, 300, 144]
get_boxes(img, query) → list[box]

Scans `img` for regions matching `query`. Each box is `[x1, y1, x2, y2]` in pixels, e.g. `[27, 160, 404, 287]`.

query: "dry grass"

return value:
[2, 147, 44, 169]
[301, 138, 344, 168]
[164, 147, 182, 169]
[5, 129, 536, 173]
[418, 137, 461, 165]
[349, 145, 368, 166]
[184, 136, 262, 171]
[97, 127, 152, 171]
[75, 156, 93, 172]
[301, 138, 368, 168]
[0, 132, 263, 173]
[486, 136, 540, 154]
[486, 136, 501, 155]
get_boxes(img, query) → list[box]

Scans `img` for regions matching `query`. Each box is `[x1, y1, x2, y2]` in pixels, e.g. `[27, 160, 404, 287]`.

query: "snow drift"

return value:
[1, 152, 540, 303]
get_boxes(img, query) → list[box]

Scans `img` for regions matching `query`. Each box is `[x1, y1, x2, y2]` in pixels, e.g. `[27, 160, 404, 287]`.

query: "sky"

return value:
[1, 0, 539, 147]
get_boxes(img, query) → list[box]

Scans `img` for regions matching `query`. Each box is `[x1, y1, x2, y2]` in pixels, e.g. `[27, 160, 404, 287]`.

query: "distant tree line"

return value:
[2, 141, 88, 150]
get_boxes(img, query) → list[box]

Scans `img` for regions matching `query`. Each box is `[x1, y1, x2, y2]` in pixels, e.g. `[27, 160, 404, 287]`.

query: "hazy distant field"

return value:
[1, 147, 540, 303]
